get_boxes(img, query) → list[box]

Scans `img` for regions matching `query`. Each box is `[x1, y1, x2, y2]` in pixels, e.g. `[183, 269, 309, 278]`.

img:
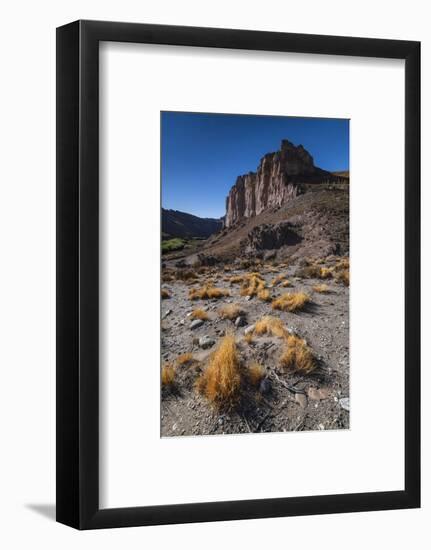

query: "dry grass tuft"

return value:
[257, 288, 271, 302]
[176, 353, 194, 366]
[240, 273, 266, 297]
[272, 292, 311, 312]
[175, 269, 198, 282]
[312, 284, 330, 293]
[271, 274, 286, 286]
[190, 308, 209, 320]
[229, 275, 244, 285]
[248, 362, 265, 387]
[161, 364, 176, 387]
[161, 288, 171, 299]
[295, 265, 333, 280]
[196, 334, 241, 409]
[319, 267, 333, 279]
[243, 332, 254, 345]
[334, 257, 350, 272]
[218, 303, 244, 320]
[189, 285, 230, 300]
[336, 269, 350, 286]
[254, 316, 287, 338]
[279, 335, 316, 374]
[281, 280, 291, 288]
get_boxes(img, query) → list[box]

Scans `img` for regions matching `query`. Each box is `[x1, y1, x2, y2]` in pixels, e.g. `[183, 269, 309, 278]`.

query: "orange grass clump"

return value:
[196, 334, 241, 409]
[257, 288, 271, 302]
[229, 275, 244, 285]
[161, 364, 176, 386]
[218, 303, 244, 320]
[248, 362, 265, 386]
[254, 316, 287, 338]
[319, 267, 333, 279]
[336, 269, 350, 286]
[312, 284, 330, 293]
[176, 353, 194, 366]
[272, 292, 311, 313]
[161, 288, 171, 299]
[243, 332, 254, 345]
[279, 334, 316, 374]
[240, 274, 266, 297]
[271, 274, 286, 287]
[190, 308, 209, 320]
[281, 280, 291, 288]
[189, 285, 230, 301]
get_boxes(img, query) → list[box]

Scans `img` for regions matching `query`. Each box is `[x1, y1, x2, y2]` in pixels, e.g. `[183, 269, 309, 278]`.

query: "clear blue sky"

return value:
[161, 111, 349, 218]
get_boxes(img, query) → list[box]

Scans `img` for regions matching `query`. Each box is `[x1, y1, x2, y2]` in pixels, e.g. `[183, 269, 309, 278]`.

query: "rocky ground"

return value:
[160, 258, 349, 437]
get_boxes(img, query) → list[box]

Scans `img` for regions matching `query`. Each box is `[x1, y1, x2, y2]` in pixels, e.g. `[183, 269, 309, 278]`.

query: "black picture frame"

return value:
[56, 20, 421, 530]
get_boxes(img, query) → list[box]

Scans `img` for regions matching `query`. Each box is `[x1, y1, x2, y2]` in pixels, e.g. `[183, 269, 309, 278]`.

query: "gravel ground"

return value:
[160, 262, 349, 437]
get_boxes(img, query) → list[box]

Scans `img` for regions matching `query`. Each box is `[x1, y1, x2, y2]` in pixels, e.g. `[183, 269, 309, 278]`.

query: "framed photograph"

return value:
[56, 20, 420, 529]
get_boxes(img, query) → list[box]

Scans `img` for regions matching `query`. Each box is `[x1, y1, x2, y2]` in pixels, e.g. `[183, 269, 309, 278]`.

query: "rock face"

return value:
[225, 140, 333, 227]
[244, 221, 302, 253]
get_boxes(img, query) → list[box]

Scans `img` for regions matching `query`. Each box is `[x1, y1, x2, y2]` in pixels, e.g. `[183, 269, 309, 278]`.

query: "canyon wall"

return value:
[224, 139, 334, 227]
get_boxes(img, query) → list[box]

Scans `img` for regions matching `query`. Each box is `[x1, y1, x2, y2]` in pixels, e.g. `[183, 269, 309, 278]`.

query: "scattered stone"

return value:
[245, 295, 252, 301]
[190, 319, 204, 330]
[235, 316, 246, 327]
[244, 324, 255, 336]
[295, 393, 308, 408]
[199, 336, 216, 349]
[162, 309, 172, 319]
[339, 397, 350, 411]
[179, 319, 185, 325]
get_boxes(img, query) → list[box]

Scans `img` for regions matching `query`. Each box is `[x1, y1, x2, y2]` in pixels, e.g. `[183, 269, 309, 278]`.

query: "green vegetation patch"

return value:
[162, 238, 187, 253]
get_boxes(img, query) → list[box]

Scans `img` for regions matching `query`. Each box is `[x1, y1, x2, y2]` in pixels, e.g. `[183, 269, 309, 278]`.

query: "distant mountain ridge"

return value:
[162, 208, 223, 239]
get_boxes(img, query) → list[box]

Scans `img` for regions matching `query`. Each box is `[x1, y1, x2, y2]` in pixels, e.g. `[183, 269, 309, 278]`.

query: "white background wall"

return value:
[0, 1, 428, 548]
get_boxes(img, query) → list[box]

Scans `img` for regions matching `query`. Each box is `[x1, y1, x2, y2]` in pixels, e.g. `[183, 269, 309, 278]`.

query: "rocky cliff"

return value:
[224, 140, 341, 227]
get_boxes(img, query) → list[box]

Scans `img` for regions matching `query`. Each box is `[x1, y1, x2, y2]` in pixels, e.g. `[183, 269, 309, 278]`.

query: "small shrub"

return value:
[257, 288, 271, 302]
[254, 316, 287, 338]
[176, 353, 194, 366]
[319, 267, 333, 279]
[219, 303, 244, 320]
[196, 334, 241, 409]
[161, 288, 171, 299]
[271, 274, 286, 286]
[312, 284, 330, 293]
[243, 332, 254, 345]
[175, 269, 198, 282]
[279, 334, 316, 374]
[272, 292, 311, 312]
[189, 285, 230, 300]
[161, 364, 176, 386]
[229, 275, 244, 285]
[240, 274, 266, 297]
[281, 280, 291, 288]
[248, 362, 265, 386]
[190, 308, 209, 320]
[334, 257, 350, 272]
[336, 269, 350, 286]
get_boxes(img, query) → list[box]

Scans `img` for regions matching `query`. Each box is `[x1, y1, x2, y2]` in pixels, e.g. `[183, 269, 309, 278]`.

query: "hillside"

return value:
[162, 208, 222, 239]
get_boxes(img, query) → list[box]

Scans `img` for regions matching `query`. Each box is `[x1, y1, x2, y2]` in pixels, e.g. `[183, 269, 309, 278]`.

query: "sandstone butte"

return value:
[224, 139, 345, 228]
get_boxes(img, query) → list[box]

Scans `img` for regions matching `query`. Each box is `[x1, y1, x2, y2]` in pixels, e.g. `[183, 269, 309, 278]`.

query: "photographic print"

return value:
[161, 112, 349, 437]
